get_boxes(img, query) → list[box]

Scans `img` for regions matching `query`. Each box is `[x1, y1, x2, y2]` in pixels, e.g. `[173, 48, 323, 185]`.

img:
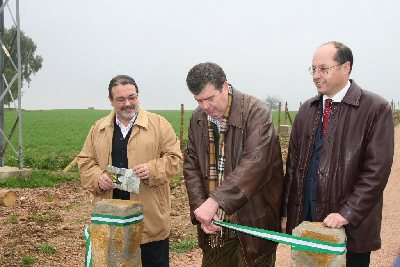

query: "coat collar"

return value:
[98, 107, 149, 130]
[310, 80, 361, 107]
[228, 87, 244, 128]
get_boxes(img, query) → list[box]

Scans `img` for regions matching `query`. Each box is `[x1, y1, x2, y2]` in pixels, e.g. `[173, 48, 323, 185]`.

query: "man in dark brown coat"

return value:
[281, 41, 394, 267]
[184, 62, 284, 266]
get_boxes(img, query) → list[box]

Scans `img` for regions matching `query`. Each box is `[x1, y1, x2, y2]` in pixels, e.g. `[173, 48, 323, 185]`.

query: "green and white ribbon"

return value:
[84, 213, 144, 267]
[84, 226, 92, 267]
[212, 220, 346, 255]
[91, 212, 144, 226]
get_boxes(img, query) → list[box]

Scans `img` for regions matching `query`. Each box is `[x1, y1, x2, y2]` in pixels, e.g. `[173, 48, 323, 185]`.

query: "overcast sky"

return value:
[5, 0, 399, 110]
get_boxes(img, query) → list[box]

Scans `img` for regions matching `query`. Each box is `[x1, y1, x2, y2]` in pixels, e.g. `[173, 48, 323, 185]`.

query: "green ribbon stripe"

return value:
[212, 220, 346, 255]
[91, 213, 144, 226]
[84, 227, 92, 267]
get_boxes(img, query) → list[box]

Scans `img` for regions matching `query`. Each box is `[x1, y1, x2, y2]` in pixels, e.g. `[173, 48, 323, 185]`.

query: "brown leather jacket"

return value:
[282, 80, 394, 252]
[184, 88, 284, 266]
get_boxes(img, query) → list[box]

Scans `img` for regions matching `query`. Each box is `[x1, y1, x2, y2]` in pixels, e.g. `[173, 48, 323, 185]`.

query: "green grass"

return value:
[2, 109, 192, 170]
[272, 110, 297, 126]
[0, 169, 77, 188]
[8, 214, 19, 224]
[153, 110, 192, 139]
[45, 191, 54, 202]
[170, 238, 198, 253]
[37, 243, 57, 255]
[0, 108, 293, 188]
[170, 175, 183, 189]
[29, 211, 55, 225]
[21, 255, 36, 265]
[3, 109, 110, 170]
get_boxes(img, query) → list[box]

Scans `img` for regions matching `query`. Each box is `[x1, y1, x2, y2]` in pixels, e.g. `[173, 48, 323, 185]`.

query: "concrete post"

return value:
[291, 221, 346, 267]
[90, 199, 144, 267]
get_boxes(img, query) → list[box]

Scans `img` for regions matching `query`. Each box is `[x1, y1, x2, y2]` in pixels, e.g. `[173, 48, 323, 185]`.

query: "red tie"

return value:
[322, 99, 332, 136]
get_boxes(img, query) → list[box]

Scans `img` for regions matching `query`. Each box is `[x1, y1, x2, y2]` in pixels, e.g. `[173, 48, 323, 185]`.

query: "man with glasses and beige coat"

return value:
[78, 74, 182, 267]
[281, 41, 394, 267]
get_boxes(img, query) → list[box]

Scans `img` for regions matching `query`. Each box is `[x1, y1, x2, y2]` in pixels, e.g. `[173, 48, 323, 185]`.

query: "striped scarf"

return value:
[208, 86, 233, 248]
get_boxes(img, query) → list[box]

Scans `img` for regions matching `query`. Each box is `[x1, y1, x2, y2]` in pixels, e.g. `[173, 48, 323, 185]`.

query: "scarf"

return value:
[208, 85, 233, 248]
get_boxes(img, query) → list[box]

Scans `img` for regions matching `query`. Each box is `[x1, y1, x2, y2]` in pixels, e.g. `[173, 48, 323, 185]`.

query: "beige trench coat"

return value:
[78, 108, 182, 244]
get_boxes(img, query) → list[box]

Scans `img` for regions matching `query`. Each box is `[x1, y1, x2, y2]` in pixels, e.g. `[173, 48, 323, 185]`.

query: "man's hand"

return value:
[281, 217, 287, 233]
[99, 173, 114, 191]
[200, 214, 222, 235]
[133, 163, 150, 180]
[194, 197, 222, 234]
[323, 213, 349, 228]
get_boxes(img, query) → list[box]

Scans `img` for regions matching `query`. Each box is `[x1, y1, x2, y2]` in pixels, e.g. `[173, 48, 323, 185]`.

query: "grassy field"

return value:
[0, 108, 295, 187]
[2, 107, 397, 186]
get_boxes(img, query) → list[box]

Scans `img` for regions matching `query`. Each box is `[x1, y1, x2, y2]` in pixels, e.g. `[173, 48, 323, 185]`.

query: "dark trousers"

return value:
[346, 251, 371, 267]
[141, 238, 169, 267]
[202, 236, 276, 267]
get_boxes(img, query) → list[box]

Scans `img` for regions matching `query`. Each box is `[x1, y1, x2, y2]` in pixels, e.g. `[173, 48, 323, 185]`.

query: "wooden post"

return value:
[180, 104, 184, 151]
[285, 102, 288, 124]
[277, 102, 281, 135]
[287, 112, 293, 125]
[63, 157, 77, 173]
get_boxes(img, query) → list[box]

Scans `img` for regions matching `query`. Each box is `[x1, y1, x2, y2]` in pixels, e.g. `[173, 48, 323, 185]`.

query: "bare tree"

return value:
[264, 95, 281, 111]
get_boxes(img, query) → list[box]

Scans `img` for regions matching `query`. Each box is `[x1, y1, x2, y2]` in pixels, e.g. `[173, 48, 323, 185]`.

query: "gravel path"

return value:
[172, 125, 400, 266]
[370, 125, 400, 266]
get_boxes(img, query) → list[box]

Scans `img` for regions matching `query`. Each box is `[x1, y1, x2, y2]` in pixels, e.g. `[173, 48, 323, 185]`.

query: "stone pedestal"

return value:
[90, 199, 144, 267]
[291, 221, 346, 267]
[0, 166, 31, 180]
[280, 124, 292, 136]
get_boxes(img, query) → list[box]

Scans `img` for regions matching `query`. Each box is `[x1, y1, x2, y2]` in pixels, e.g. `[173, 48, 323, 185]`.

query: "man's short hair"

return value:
[323, 41, 354, 74]
[108, 75, 139, 98]
[186, 62, 227, 95]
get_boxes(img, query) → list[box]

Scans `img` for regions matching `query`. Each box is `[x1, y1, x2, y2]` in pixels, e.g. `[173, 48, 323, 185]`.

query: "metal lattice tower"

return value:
[0, 0, 23, 168]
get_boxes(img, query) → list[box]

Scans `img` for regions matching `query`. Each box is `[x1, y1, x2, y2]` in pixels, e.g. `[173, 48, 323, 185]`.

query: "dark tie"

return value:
[322, 99, 333, 136]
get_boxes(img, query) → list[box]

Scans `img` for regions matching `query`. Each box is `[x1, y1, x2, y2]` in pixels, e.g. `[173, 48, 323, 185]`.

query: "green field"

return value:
[0, 108, 295, 187]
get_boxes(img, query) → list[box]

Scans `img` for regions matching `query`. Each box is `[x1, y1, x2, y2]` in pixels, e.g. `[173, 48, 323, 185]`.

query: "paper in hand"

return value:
[107, 165, 140, 194]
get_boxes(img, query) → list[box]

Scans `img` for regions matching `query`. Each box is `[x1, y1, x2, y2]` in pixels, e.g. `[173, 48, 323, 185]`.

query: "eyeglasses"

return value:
[308, 64, 342, 75]
[112, 94, 138, 103]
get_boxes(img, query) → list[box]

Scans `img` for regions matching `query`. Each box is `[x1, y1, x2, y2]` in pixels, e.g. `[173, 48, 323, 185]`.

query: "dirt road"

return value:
[370, 125, 400, 265]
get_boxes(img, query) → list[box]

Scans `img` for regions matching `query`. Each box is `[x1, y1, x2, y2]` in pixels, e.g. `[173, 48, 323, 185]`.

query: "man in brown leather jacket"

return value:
[184, 62, 284, 267]
[281, 41, 394, 267]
